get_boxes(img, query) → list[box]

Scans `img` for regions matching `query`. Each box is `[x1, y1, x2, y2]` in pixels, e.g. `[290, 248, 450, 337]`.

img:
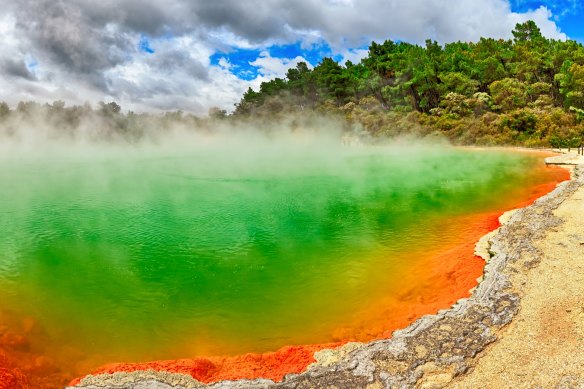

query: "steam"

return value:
[0, 104, 552, 368]
[0, 100, 450, 157]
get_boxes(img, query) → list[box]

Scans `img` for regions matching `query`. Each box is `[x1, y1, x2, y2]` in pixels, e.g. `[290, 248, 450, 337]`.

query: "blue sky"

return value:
[138, 36, 156, 54]
[510, 0, 584, 41]
[209, 42, 346, 81]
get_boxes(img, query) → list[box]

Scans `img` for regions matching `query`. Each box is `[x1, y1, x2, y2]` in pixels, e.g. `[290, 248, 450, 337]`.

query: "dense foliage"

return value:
[234, 21, 584, 148]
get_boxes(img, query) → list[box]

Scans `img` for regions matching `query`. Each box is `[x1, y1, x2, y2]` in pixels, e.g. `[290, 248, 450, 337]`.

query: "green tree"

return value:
[313, 57, 351, 105]
[490, 78, 528, 111]
[438, 72, 479, 96]
[512, 21, 545, 43]
[556, 62, 584, 109]
[0, 102, 10, 119]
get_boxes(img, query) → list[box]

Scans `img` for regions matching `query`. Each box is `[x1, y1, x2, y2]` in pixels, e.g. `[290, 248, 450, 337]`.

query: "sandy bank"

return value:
[448, 154, 584, 389]
[71, 153, 582, 389]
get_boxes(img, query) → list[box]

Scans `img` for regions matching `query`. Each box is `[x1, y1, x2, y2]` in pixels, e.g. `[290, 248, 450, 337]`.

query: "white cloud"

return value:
[508, 6, 566, 40]
[0, 0, 570, 114]
[250, 51, 313, 79]
[339, 48, 369, 65]
[306, 0, 567, 46]
[103, 36, 250, 113]
[217, 57, 231, 69]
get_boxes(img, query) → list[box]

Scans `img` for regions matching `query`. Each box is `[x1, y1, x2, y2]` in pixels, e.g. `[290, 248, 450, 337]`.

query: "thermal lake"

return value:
[0, 139, 568, 386]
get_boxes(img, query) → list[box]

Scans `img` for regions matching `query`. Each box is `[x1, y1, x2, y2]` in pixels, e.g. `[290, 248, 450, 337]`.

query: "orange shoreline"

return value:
[68, 163, 570, 386]
[0, 159, 570, 389]
[67, 214, 497, 386]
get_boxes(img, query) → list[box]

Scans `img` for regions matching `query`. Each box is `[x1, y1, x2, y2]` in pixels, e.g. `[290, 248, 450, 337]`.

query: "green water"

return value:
[0, 142, 556, 362]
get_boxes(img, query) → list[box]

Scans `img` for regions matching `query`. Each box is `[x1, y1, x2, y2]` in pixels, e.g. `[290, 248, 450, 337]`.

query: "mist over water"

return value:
[0, 125, 563, 377]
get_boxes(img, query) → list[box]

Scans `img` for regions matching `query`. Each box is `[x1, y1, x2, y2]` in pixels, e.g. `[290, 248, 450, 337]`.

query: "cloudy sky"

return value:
[0, 0, 581, 114]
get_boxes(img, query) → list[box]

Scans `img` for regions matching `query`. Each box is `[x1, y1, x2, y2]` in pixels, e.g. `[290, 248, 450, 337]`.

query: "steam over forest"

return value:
[3, 21, 584, 148]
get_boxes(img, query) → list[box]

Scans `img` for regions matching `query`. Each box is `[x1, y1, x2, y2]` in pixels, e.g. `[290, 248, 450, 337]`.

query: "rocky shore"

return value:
[71, 154, 584, 389]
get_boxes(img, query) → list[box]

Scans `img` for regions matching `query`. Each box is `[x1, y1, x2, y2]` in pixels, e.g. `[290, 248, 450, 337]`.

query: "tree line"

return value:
[3, 21, 584, 147]
[0, 100, 210, 142]
[233, 21, 584, 147]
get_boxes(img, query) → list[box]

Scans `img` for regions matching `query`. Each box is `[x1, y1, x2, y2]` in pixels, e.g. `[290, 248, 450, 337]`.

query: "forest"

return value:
[2, 21, 584, 148]
[234, 21, 584, 148]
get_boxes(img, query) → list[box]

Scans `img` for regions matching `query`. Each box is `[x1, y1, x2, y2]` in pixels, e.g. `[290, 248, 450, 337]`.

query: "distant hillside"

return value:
[233, 21, 584, 148]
